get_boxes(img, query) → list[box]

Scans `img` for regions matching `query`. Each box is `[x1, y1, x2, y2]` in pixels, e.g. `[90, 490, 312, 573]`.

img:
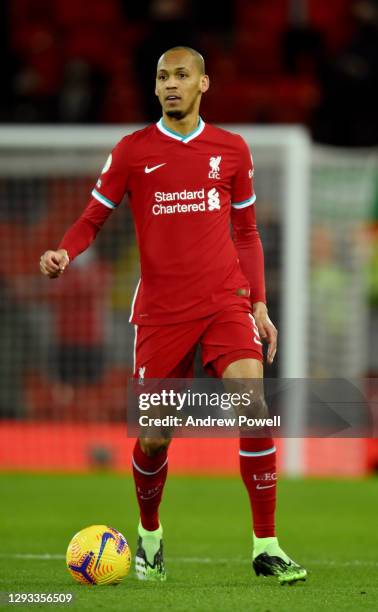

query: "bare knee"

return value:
[139, 437, 171, 457]
[222, 357, 263, 379]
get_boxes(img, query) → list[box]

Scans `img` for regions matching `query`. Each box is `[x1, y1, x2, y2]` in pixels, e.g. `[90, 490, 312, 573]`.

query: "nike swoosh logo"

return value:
[95, 531, 116, 569]
[256, 483, 275, 490]
[144, 163, 166, 174]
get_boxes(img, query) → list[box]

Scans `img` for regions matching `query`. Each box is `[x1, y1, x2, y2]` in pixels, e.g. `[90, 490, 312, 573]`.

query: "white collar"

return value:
[156, 117, 205, 143]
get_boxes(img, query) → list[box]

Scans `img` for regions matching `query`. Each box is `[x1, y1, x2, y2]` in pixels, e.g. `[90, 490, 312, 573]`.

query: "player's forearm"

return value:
[236, 232, 266, 304]
[58, 218, 97, 260]
[231, 206, 266, 304]
[58, 197, 112, 260]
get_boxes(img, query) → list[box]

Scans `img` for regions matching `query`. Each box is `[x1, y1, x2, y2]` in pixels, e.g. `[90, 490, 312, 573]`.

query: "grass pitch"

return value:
[0, 473, 377, 611]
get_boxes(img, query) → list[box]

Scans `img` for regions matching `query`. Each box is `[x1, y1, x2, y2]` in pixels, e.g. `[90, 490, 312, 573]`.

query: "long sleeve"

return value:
[231, 204, 266, 304]
[59, 135, 129, 261]
[58, 197, 114, 261]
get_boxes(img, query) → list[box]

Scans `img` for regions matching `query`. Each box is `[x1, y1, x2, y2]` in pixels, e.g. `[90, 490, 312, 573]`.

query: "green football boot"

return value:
[253, 534, 307, 585]
[135, 522, 166, 581]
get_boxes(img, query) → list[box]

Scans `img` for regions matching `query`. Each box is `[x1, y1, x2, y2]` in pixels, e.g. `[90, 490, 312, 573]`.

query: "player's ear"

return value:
[200, 75, 210, 94]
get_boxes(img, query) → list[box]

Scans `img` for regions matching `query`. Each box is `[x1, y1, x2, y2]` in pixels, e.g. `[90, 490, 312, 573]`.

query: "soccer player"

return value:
[40, 47, 307, 585]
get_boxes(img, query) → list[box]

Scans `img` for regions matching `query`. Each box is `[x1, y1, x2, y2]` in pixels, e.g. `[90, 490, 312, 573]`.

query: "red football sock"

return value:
[132, 440, 168, 531]
[239, 437, 277, 537]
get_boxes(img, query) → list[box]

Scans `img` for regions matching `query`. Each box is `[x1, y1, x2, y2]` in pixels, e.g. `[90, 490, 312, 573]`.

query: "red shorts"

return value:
[133, 306, 263, 379]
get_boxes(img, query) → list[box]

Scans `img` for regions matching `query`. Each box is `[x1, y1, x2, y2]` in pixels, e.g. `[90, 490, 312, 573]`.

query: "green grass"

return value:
[0, 473, 377, 611]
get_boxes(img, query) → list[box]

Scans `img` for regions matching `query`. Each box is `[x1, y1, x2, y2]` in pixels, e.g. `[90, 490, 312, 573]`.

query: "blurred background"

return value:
[0, 0, 377, 477]
[0, 0, 377, 144]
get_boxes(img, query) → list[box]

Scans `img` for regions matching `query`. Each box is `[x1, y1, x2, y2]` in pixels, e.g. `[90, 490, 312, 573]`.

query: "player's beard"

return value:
[166, 110, 185, 119]
[165, 93, 200, 120]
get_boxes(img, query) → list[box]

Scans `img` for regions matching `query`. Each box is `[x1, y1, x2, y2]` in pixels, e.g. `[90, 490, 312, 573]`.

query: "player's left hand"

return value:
[252, 302, 277, 364]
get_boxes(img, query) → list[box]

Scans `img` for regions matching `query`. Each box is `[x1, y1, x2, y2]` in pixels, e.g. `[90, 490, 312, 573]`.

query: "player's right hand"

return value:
[39, 249, 69, 279]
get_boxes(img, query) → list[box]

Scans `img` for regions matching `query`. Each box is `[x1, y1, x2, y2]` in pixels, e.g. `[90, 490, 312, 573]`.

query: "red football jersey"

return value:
[92, 118, 256, 325]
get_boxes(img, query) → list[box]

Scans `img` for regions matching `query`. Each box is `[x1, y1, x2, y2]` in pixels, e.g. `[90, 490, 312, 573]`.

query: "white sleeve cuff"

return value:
[231, 194, 256, 209]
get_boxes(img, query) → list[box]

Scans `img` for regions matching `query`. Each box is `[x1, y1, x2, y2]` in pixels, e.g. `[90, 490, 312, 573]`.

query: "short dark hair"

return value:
[159, 46, 205, 74]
